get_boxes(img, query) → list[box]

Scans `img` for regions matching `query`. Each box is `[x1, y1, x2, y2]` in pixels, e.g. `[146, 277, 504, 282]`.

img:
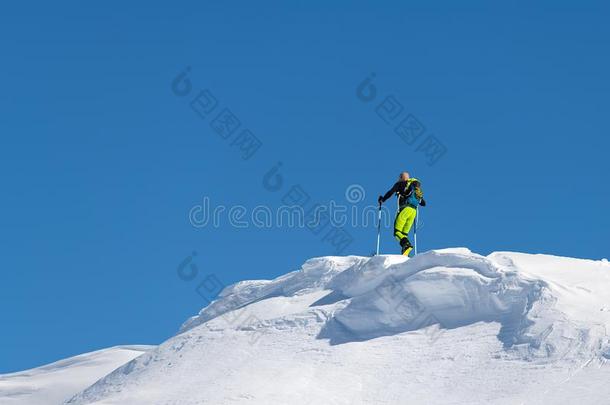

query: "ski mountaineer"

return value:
[377, 172, 426, 256]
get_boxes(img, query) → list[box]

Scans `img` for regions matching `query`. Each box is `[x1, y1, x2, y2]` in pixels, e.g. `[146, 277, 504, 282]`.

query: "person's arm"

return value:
[378, 182, 400, 205]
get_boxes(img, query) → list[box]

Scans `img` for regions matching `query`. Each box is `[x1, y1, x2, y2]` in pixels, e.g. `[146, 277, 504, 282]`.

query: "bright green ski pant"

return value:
[394, 206, 417, 241]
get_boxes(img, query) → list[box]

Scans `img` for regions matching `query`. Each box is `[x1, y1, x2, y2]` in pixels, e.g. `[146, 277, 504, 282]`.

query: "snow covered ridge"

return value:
[325, 249, 610, 360]
[62, 248, 610, 405]
[180, 248, 610, 361]
[0, 346, 152, 405]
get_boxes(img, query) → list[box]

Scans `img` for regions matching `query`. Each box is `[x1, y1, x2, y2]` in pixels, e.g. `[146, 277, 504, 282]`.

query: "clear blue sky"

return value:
[1, 1, 609, 373]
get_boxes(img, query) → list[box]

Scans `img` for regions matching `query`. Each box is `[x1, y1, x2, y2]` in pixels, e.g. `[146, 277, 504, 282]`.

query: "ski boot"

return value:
[400, 237, 413, 256]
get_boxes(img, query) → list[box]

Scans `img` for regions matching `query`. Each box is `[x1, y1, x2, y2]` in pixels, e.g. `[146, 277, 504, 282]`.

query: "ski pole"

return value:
[414, 206, 419, 255]
[375, 202, 382, 255]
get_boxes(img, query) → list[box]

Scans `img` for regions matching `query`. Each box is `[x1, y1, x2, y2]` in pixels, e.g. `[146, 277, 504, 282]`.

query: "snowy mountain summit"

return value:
[4, 248, 610, 405]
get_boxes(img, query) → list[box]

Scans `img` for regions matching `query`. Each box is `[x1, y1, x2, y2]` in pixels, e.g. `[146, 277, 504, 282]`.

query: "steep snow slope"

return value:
[0, 346, 152, 405]
[65, 249, 610, 405]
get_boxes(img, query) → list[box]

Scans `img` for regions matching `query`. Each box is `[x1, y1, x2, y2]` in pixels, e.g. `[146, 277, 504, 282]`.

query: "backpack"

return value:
[400, 178, 424, 207]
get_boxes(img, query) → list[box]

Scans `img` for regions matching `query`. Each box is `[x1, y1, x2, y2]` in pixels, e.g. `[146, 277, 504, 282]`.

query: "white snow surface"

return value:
[4, 248, 610, 405]
[0, 346, 152, 405]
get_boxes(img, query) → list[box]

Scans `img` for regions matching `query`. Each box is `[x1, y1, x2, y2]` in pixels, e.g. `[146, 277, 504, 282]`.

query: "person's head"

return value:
[399, 172, 410, 181]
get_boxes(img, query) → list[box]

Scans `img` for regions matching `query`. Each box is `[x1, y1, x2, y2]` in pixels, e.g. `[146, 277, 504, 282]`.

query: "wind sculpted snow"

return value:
[14, 249, 610, 404]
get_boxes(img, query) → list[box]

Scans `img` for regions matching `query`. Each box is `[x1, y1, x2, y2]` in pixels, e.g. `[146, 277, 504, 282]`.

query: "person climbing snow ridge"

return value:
[378, 171, 426, 256]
